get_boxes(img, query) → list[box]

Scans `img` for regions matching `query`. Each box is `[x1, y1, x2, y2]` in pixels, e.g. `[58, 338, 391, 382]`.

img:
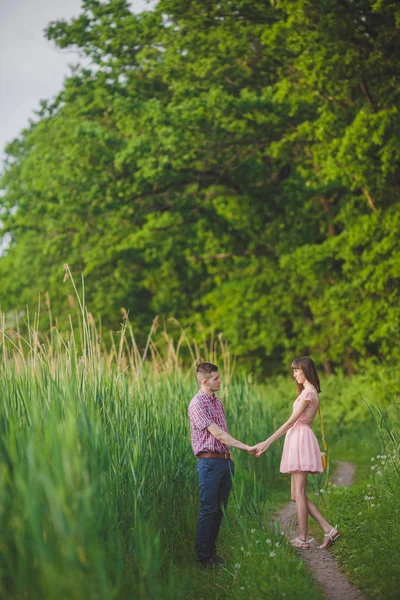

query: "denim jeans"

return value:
[196, 458, 234, 561]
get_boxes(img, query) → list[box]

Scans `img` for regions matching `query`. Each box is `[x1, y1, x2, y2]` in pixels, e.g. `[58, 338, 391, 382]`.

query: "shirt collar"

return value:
[199, 390, 217, 402]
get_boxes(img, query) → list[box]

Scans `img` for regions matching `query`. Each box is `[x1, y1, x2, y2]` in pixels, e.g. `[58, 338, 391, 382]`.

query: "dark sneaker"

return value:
[197, 557, 218, 569]
[211, 554, 225, 565]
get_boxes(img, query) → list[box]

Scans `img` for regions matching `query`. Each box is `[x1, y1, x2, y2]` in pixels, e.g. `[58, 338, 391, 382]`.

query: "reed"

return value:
[0, 273, 282, 599]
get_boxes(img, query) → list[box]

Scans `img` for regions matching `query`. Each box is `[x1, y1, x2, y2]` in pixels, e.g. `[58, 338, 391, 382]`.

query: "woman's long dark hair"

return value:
[291, 356, 321, 395]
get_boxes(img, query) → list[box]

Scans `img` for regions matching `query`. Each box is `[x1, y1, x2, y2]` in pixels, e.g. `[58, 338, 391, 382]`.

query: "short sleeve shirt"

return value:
[188, 390, 229, 455]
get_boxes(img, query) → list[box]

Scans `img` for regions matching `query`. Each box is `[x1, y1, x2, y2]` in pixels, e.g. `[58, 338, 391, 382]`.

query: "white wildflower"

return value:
[371, 457, 375, 461]
[371, 465, 376, 470]
[235, 563, 241, 569]
[270, 551, 276, 557]
[377, 471, 383, 476]
[246, 552, 251, 557]
[319, 489, 324, 493]
[266, 539, 271, 544]
[276, 542, 280, 547]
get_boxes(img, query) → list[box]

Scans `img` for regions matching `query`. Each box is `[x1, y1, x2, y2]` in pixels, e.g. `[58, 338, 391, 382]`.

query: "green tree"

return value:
[1, 0, 399, 373]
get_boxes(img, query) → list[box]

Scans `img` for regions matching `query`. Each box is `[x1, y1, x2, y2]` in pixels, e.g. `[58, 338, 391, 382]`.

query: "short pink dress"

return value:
[280, 388, 324, 474]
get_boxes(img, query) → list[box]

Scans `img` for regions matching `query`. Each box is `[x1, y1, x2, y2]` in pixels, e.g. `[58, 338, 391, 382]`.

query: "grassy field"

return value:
[322, 400, 400, 600]
[0, 295, 399, 599]
[0, 358, 325, 599]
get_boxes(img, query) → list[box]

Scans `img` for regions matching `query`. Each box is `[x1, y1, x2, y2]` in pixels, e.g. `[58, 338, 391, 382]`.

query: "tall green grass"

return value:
[318, 383, 400, 599]
[1, 273, 397, 598]
[0, 277, 307, 598]
[0, 348, 325, 599]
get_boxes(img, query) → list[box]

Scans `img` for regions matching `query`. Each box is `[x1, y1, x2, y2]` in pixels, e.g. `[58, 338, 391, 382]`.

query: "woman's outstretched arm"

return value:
[252, 397, 310, 457]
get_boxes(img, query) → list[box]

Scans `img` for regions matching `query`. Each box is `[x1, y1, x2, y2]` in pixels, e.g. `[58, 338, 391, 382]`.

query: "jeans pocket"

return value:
[197, 458, 216, 476]
[197, 459, 209, 473]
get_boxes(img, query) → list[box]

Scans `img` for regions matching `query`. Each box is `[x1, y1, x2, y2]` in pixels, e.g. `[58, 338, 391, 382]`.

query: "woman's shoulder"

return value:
[299, 387, 318, 402]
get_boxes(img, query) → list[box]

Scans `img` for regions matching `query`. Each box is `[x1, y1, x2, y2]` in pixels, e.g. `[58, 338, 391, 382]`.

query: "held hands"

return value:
[244, 439, 271, 457]
[255, 440, 271, 457]
[247, 440, 271, 457]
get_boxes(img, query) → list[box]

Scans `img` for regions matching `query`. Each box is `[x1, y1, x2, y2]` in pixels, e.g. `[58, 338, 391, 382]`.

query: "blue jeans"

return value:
[196, 458, 234, 561]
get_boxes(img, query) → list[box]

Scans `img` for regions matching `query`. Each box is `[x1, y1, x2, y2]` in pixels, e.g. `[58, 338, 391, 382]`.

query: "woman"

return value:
[253, 356, 339, 549]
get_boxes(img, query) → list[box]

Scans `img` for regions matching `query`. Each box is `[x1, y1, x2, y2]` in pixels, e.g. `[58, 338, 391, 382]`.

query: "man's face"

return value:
[206, 371, 221, 393]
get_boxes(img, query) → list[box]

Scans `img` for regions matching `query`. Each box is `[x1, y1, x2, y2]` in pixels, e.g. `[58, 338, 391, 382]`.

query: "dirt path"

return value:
[277, 461, 365, 600]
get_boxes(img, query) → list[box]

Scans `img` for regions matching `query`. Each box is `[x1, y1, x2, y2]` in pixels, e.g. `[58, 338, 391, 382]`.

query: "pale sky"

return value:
[0, 0, 158, 167]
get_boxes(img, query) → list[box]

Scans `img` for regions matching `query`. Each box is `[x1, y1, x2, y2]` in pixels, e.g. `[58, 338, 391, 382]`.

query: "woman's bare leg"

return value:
[292, 472, 309, 542]
[293, 480, 338, 548]
[306, 498, 331, 532]
[291, 475, 296, 502]
[306, 499, 339, 548]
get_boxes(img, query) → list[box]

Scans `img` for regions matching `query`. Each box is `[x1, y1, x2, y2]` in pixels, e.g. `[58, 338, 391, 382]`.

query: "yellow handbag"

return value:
[318, 406, 328, 471]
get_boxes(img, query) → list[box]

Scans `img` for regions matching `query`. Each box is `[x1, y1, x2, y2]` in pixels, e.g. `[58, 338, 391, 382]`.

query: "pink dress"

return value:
[280, 388, 324, 474]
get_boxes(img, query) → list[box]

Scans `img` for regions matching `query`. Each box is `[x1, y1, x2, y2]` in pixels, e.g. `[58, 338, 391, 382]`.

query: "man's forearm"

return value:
[217, 430, 249, 451]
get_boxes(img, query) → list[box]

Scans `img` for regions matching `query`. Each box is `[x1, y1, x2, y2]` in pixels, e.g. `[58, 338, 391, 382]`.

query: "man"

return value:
[188, 362, 255, 567]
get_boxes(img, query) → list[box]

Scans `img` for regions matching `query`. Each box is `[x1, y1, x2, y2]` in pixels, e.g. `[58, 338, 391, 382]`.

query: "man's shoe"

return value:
[211, 553, 225, 565]
[197, 557, 217, 569]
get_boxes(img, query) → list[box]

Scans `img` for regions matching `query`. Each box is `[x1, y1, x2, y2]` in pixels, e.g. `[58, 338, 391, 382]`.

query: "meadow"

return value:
[1, 2, 400, 598]
[0, 293, 399, 599]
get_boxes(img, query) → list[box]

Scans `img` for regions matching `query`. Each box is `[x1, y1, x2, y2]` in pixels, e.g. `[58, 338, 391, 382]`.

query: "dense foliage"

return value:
[1, 0, 400, 374]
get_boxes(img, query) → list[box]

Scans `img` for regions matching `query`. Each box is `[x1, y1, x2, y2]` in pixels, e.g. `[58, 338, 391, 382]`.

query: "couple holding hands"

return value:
[188, 356, 340, 567]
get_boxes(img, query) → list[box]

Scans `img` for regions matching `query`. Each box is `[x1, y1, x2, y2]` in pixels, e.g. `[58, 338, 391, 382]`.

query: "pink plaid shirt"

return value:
[188, 390, 230, 455]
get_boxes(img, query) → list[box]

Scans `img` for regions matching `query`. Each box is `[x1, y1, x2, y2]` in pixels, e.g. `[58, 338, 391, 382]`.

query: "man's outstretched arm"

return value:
[207, 423, 256, 453]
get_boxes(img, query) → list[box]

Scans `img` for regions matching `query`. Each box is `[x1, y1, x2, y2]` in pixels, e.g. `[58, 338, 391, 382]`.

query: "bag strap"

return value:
[318, 405, 328, 452]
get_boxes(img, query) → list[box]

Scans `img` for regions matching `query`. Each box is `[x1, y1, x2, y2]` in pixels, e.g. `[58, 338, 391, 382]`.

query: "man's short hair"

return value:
[196, 362, 218, 383]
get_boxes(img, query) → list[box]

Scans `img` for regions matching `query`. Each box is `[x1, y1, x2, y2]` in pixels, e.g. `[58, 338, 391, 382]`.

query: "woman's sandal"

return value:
[319, 526, 340, 549]
[290, 537, 313, 549]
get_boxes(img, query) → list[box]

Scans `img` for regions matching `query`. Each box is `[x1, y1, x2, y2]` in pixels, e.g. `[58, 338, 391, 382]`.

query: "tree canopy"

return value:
[1, 0, 400, 374]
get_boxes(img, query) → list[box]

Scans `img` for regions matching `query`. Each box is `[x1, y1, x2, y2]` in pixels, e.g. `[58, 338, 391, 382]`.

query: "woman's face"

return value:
[293, 367, 306, 385]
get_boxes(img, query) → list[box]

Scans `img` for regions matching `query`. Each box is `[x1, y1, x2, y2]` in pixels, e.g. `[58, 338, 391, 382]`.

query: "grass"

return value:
[0, 274, 399, 598]
[323, 461, 400, 599]
[319, 398, 400, 600]
[0, 359, 330, 600]
[176, 515, 325, 600]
